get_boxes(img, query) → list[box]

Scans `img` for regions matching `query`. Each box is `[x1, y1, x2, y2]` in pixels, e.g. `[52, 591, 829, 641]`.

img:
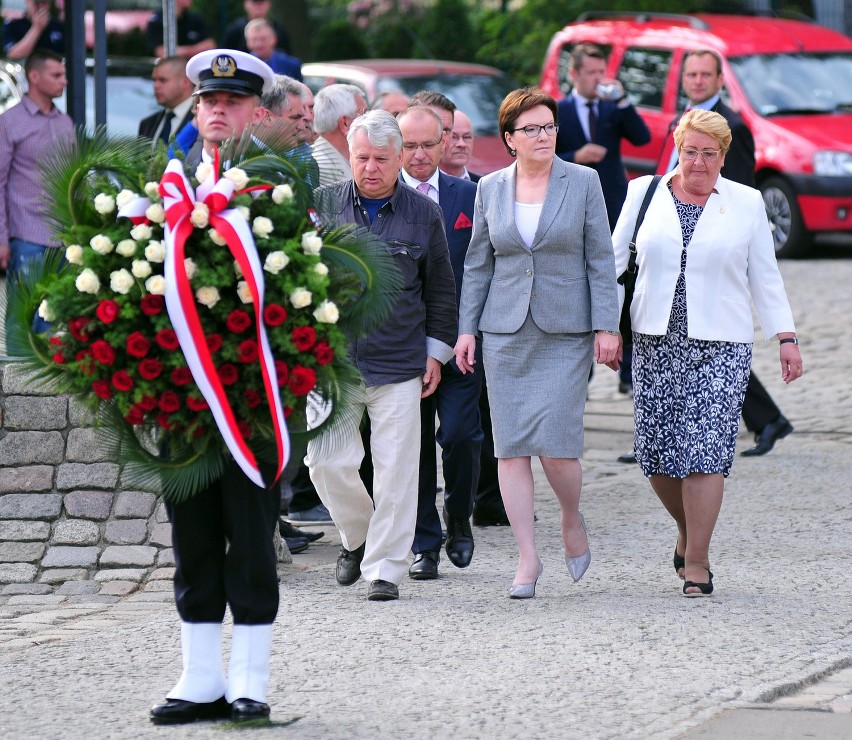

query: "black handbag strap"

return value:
[617, 175, 662, 286]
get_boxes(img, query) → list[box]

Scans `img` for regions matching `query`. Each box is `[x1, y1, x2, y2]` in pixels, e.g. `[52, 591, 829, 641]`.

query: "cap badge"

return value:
[211, 55, 237, 78]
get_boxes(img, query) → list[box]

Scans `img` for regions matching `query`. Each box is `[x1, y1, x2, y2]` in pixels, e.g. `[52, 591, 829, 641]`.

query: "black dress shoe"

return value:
[149, 697, 231, 725]
[741, 416, 793, 457]
[617, 452, 637, 464]
[231, 697, 271, 722]
[279, 517, 324, 542]
[336, 542, 365, 585]
[409, 551, 439, 580]
[472, 507, 510, 527]
[445, 514, 474, 568]
[284, 534, 310, 554]
[367, 579, 399, 601]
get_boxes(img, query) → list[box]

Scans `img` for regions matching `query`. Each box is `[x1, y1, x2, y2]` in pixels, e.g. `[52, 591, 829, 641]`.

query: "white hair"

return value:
[314, 84, 363, 135]
[346, 109, 402, 150]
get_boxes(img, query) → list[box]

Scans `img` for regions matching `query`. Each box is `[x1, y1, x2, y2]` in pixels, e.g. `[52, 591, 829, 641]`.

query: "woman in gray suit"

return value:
[454, 88, 620, 599]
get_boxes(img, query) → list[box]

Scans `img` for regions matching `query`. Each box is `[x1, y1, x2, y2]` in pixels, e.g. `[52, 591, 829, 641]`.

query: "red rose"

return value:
[288, 365, 317, 396]
[284, 406, 293, 418]
[217, 363, 239, 386]
[138, 358, 163, 380]
[157, 413, 174, 430]
[49, 336, 62, 347]
[244, 389, 262, 408]
[159, 391, 181, 414]
[52, 352, 65, 364]
[140, 294, 164, 315]
[314, 340, 334, 365]
[126, 332, 150, 358]
[236, 420, 252, 439]
[263, 303, 287, 327]
[96, 299, 120, 324]
[75, 350, 94, 376]
[186, 395, 209, 411]
[206, 334, 223, 353]
[92, 380, 112, 400]
[137, 395, 158, 412]
[91, 340, 116, 366]
[291, 325, 317, 351]
[69, 317, 91, 342]
[155, 328, 180, 351]
[275, 360, 289, 387]
[111, 370, 134, 392]
[124, 406, 145, 425]
[237, 339, 258, 364]
[192, 426, 205, 438]
[171, 366, 193, 386]
[226, 309, 252, 334]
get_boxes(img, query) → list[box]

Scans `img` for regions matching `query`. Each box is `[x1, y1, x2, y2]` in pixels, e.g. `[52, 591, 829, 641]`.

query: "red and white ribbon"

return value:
[158, 157, 289, 488]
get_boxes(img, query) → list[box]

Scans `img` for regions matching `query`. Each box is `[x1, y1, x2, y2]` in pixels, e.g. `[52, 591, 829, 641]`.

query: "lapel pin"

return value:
[719, 206, 726, 214]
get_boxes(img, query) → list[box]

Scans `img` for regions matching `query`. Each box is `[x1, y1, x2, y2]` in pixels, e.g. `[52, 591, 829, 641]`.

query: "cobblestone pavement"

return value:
[1, 258, 850, 738]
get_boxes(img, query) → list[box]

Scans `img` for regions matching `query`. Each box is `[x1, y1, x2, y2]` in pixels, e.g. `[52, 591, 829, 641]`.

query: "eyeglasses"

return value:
[402, 138, 442, 152]
[680, 148, 721, 161]
[510, 123, 558, 138]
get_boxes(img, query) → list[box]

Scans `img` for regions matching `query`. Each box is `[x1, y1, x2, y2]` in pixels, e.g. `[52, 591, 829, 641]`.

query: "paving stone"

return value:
[41, 546, 99, 568]
[154, 502, 169, 523]
[104, 519, 147, 545]
[3, 396, 67, 430]
[0, 431, 64, 465]
[5, 595, 67, 606]
[148, 567, 175, 581]
[52, 519, 100, 545]
[149, 523, 172, 547]
[54, 581, 99, 596]
[94, 569, 146, 582]
[0, 493, 63, 519]
[67, 399, 95, 426]
[0, 542, 45, 563]
[112, 491, 157, 519]
[99, 545, 156, 567]
[65, 594, 120, 605]
[156, 548, 175, 567]
[142, 579, 172, 592]
[1, 583, 53, 595]
[0, 520, 50, 541]
[0, 564, 37, 583]
[98, 581, 139, 597]
[56, 463, 120, 491]
[39, 568, 89, 584]
[65, 428, 111, 463]
[63, 490, 114, 519]
[0, 465, 54, 493]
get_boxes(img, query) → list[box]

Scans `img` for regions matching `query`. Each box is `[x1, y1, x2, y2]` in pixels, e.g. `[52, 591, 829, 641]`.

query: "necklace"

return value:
[675, 177, 711, 205]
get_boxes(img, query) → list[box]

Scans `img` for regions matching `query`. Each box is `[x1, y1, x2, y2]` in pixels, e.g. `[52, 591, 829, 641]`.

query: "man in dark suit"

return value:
[555, 43, 651, 230]
[440, 110, 481, 182]
[138, 57, 195, 148]
[398, 103, 482, 580]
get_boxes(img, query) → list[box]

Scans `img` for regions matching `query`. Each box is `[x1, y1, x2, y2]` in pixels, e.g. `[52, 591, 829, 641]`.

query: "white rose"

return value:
[75, 268, 100, 294]
[223, 167, 249, 190]
[263, 250, 289, 274]
[301, 231, 323, 255]
[184, 257, 197, 280]
[145, 275, 166, 295]
[144, 181, 160, 199]
[238, 206, 250, 220]
[252, 216, 274, 239]
[145, 203, 166, 224]
[145, 240, 166, 263]
[115, 239, 137, 257]
[130, 223, 153, 241]
[110, 268, 135, 295]
[131, 260, 152, 278]
[89, 234, 114, 255]
[209, 228, 227, 246]
[195, 162, 213, 183]
[37, 299, 55, 322]
[196, 286, 220, 308]
[272, 183, 293, 204]
[115, 189, 137, 209]
[313, 299, 339, 324]
[234, 260, 244, 278]
[190, 203, 209, 228]
[94, 193, 115, 214]
[65, 244, 84, 265]
[236, 280, 253, 304]
[289, 287, 312, 309]
[314, 262, 329, 277]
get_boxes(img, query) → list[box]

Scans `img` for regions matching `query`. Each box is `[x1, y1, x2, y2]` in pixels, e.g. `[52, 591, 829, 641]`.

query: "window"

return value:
[616, 47, 672, 110]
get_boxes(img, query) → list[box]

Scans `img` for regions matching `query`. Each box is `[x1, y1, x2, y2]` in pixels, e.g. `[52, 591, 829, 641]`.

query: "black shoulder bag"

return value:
[617, 175, 662, 338]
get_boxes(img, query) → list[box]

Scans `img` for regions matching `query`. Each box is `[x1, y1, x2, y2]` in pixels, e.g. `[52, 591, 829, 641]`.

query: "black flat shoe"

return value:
[683, 570, 714, 598]
[741, 416, 793, 457]
[367, 579, 399, 601]
[409, 551, 439, 580]
[149, 697, 231, 725]
[444, 512, 474, 568]
[336, 543, 365, 585]
[231, 697, 271, 722]
[673, 545, 685, 580]
[279, 517, 324, 542]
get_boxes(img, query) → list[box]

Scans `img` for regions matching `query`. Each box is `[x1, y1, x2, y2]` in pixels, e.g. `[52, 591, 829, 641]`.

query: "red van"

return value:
[540, 13, 852, 257]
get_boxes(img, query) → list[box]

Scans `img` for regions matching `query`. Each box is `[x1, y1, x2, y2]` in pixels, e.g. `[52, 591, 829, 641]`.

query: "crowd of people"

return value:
[0, 27, 805, 724]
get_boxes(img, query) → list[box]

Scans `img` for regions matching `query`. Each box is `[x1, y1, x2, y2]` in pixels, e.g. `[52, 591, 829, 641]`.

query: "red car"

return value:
[540, 13, 852, 257]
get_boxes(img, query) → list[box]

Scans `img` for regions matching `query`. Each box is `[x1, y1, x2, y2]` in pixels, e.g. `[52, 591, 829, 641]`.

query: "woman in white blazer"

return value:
[612, 110, 804, 597]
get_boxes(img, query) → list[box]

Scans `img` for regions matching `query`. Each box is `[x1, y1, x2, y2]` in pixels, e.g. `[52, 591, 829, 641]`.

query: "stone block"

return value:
[0, 431, 64, 466]
[67, 594, 120, 604]
[0, 493, 63, 519]
[3, 396, 67, 430]
[41, 546, 99, 568]
[118, 466, 161, 493]
[55, 580, 99, 596]
[6, 595, 66, 605]
[1, 364, 60, 395]
[0, 465, 54, 493]
[65, 428, 112, 463]
[149, 567, 175, 581]
[99, 545, 156, 567]
[0, 563, 37, 583]
[52, 519, 100, 545]
[105, 519, 147, 545]
[94, 568, 146, 582]
[0, 520, 50, 541]
[155, 502, 169, 523]
[156, 548, 175, 566]
[0, 542, 45, 563]
[67, 398, 95, 426]
[39, 568, 89, 583]
[63, 490, 114, 520]
[149, 523, 172, 547]
[143, 579, 172, 592]
[1, 583, 53, 595]
[99, 581, 139, 596]
[112, 491, 157, 519]
[56, 463, 120, 491]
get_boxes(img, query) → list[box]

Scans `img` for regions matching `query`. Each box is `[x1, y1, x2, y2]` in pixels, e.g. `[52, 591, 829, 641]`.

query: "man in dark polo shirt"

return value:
[146, 0, 215, 59]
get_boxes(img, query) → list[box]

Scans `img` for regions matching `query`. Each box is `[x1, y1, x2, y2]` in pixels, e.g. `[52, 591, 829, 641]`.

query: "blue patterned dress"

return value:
[632, 183, 752, 478]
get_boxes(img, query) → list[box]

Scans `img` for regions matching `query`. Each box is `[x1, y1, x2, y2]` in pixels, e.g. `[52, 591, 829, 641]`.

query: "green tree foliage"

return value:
[313, 19, 370, 60]
[418, 0, 478, 62]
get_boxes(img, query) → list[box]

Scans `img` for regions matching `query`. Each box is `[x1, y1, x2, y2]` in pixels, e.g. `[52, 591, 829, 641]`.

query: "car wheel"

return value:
[759, 176, 813, 259]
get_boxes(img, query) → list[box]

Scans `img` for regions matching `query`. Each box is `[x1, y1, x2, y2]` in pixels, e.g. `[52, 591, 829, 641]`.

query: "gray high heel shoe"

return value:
[565, 513, 591, 582]
[508, 562, 544, 599]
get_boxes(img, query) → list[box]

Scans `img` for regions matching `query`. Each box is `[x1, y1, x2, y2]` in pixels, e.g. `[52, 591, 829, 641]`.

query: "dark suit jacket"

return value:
[437, 172, 477, 306]
[712, 100, 755, 188]
[138, 106, 194, 142]
[555, 96, 651, 228]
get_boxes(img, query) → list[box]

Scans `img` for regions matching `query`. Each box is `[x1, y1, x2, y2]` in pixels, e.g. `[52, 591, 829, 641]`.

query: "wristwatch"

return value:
[600, 330, 620, 335]
[779, 337, 798, 345]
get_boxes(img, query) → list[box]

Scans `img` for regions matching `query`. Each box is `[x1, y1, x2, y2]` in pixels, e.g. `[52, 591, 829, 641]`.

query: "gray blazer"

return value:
[458, 157, 619, 336]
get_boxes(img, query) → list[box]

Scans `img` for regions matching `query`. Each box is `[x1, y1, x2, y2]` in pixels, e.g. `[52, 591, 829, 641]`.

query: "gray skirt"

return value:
[482, 311, 594, 458]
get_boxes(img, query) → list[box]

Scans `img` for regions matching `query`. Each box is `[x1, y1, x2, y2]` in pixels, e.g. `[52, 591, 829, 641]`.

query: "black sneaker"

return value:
[336, 543, 365, 585]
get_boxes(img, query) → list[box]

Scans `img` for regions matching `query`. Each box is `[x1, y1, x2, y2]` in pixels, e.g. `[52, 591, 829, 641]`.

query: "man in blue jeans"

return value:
[0, 49, 74, 352]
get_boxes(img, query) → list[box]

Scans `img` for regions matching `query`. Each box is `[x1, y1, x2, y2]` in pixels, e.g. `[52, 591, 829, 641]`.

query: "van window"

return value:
[616, 47, 672, 110]
[555, 43, 613, 96]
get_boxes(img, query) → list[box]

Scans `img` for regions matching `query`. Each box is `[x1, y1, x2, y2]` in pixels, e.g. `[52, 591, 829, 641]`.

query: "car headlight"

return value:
[813, 151, 852, 176]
